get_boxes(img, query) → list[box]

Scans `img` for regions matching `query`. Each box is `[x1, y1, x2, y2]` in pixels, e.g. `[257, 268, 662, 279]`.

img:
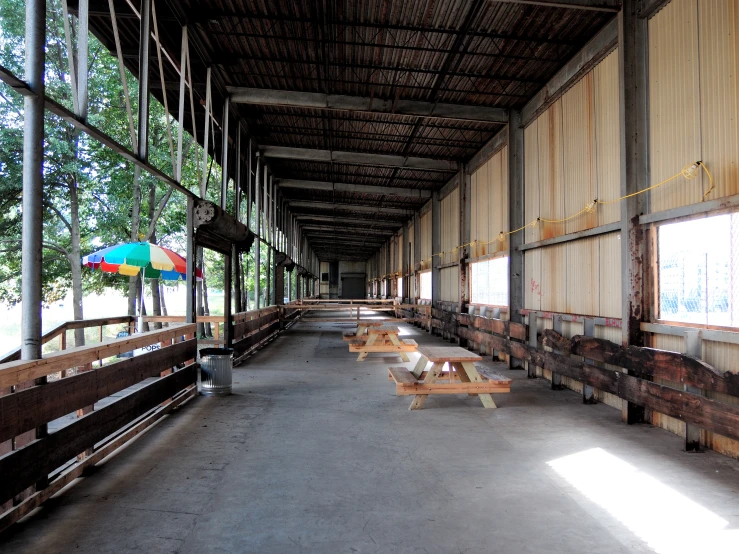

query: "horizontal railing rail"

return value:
[0, 323, 197, 531]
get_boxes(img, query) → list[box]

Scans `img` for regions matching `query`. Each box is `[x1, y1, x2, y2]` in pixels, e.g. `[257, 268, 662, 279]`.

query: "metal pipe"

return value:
[137, 0, 151, 162]
[254, 155, 261, 309]
[186, 196, 195, 323]
[21, 0, 46, 361]
[220, 96, 229, 210]
[77, 0, 89, 120]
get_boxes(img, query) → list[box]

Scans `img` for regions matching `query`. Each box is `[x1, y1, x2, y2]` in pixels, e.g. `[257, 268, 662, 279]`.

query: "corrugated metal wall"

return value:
[470, 146, 509, 258]
[525, 50, 620, 241]
[440, 186, 460, 267]
[523, 50, 621, 319]
[420, 210, 432, 270]
[440, 267, 459, 302]
[649, 0, 739, 212]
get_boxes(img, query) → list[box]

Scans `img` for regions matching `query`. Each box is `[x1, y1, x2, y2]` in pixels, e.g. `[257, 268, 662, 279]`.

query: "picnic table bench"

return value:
[388, 345, 511, 410]
[348, 325, 418, 362]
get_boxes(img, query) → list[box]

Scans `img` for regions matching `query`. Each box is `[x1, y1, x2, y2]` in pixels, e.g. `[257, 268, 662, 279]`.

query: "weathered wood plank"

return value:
[0, 324, 196, 389]
[0, 340, 196, 443]
[0, 365, 197, 504]
[541, 332, 739, 398]
[388, 367, 417, 386]
[396, 383, 511, 395]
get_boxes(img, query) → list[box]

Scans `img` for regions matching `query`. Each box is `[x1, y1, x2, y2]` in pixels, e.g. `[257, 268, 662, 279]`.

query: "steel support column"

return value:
[619, 0, 649, 424]
[508, 110, 525, 369]
[254, 155, 261, 309]
[431, 191, 441, 311]
[186, 196, 196, 323]
[21, 0, 46, 361]
[220, 96, 229, 210]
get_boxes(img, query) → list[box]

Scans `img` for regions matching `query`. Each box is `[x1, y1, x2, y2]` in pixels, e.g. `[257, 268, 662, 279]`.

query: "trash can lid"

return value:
[199, 347, 234, 356]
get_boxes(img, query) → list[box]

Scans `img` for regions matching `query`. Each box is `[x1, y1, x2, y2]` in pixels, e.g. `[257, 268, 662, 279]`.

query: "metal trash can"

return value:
[199, 348, 233, 396]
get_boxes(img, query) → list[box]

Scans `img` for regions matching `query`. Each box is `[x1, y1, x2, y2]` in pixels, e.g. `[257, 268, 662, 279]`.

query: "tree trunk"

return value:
[138, 276, 149, 332]
[128, 165, 143, 316]
[202, 270, 212, 337]
[68, 137, 85, 347]
[160, 283, 168, 317]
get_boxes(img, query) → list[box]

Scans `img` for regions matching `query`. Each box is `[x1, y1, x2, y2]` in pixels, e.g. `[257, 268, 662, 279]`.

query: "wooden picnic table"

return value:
[388, 345, 511, 410]
[349, 325, 417, 362]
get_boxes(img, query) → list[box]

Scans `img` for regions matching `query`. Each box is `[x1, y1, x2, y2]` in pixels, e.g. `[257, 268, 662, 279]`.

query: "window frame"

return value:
[654, 211, 739, 331]
[468, 254, 509, 308]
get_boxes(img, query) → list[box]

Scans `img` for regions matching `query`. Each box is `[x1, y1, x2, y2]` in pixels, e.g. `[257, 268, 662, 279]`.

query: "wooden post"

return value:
[684, 330, 702, 451]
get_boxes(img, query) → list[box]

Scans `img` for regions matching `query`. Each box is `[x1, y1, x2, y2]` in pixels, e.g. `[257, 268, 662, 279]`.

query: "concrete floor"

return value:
[2, 314, 739, 553]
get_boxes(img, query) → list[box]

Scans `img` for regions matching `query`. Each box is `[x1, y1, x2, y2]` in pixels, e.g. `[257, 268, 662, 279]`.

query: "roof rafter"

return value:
[289, 200, 412, 216]
[278, 179, 432, 198]
[262, 146, 459, 172]
[229, 87, 508, 124]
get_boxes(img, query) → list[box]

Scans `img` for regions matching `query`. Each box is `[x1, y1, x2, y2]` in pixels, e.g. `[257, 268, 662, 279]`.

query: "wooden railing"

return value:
[0, 316, 135, 364]
[429, 304, 739, 451]
[0, 324, 197, 531]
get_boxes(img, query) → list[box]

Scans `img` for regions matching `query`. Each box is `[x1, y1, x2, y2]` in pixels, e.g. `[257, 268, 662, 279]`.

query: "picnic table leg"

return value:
[357, 332, 378, 362]
[409, 362, 444, 410]
[388, 333, 410, 362]
[458, 362, 496, 408]
[411, 355, 428, 379]
[451, 362, 476, 396]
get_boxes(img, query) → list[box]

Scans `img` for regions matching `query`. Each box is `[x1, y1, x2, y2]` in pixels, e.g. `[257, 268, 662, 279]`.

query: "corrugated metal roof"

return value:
[78, 0, 615, 259]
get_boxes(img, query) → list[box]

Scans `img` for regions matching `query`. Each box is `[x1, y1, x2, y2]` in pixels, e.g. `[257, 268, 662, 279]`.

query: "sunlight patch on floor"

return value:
[547, 448, 739, 554]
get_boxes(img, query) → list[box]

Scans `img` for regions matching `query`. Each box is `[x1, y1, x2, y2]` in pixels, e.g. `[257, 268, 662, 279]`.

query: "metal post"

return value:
[508, 110, 525, 369]
[137, 0, 151, 164]
[684, 330, 702, 451]
[224, 254, 232, 348]
[255, 155, 261, 309]
[246, 140, 252, 230]
[619, 0, 649, 424]
[21, 0, 46, 362]
[77, 0, 89, 121]
[220, 96, 229, 210]
[186, 196, 196, 323]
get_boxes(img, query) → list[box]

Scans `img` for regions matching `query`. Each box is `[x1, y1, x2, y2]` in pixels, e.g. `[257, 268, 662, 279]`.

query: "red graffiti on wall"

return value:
[530, 278, 542, 297]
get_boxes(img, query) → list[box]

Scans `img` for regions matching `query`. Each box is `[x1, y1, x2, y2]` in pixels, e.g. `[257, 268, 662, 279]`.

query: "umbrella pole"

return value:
[138, 269, 145, 333]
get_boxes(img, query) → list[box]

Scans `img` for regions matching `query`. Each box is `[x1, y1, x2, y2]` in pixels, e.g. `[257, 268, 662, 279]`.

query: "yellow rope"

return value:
[400, 162, 713, 262]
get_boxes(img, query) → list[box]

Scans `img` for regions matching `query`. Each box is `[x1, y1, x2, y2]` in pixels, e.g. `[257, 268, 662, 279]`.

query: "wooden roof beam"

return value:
[262, 146, 458, 172]
[228, 87, 507, 124]
[278, 179, 432, 199]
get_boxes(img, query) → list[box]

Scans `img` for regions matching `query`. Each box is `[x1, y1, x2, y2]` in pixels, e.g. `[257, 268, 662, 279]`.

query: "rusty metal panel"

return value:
[698, 0, 739, 203]
[648, 0, 703, 212]
[478, 159, 490, 255]
[440, 267, 459, 302]
[594, 50, 621, 225]
[489, 147, 509, 254]
[470, 170, 479, 258]
[540, 243, 567, 313]
[563, 73, 598, 234]
[524, 120, 540, 244]
[598, 232, 622, 318]
[537, 100, 567, 240]
[524, 249, 542, 311]
[566, 237, 598, 316]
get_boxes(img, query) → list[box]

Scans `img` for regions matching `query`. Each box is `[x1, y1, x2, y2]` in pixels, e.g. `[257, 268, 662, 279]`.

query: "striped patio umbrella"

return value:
[82, 242, 202, 332]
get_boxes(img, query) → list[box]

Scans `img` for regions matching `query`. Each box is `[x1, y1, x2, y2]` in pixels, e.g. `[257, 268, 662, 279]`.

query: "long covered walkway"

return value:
[2, 315, 738, 554]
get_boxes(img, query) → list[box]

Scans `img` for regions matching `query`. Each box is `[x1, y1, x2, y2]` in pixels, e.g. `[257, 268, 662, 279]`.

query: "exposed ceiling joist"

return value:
[229, 87, 508, 124]
[300, 224, 396, 236]
[261, 146, 459, 172]
[294, 215, 403, 228]
[278, 179, 432, 199]
[491, 0, 620, 11]
[289, 200, 411, 216]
